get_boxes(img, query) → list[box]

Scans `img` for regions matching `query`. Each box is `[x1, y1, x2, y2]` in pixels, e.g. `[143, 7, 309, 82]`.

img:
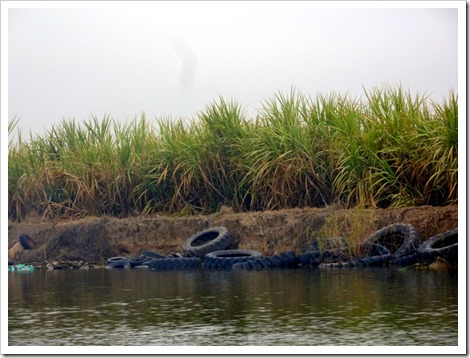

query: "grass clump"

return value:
[8, 85, 458, 221]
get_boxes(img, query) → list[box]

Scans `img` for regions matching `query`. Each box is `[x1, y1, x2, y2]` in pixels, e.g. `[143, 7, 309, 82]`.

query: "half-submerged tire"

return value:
[19, 234, 36, 250]
[182, 227, 232, 258]
[106, 258, 131, 269]
[204, 249, 262, 270]
[147, 257, 202, 270]
[417, 228, 458, 265]
[320, 244, 391, 269]
[364, 223, 421, 259]
[232, 252, 299, 271]
[128, 257, 149, 268]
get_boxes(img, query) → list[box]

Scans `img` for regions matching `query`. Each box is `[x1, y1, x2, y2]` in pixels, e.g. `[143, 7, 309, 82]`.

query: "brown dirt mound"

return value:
[8, 205, 458, 265]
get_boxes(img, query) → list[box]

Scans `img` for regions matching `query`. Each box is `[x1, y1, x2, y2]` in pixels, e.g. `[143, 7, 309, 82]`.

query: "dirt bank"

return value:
[8, 205, 458, 266]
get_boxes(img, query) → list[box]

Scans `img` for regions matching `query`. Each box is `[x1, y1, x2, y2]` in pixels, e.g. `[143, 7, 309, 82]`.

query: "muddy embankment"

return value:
[8, 205, 458, 267]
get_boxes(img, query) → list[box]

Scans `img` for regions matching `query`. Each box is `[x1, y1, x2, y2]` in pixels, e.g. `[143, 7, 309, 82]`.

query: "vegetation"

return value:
[8, 85, 458, 221]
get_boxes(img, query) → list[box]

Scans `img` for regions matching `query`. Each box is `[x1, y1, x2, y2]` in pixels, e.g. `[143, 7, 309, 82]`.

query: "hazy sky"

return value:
[5, 1, 461, 137]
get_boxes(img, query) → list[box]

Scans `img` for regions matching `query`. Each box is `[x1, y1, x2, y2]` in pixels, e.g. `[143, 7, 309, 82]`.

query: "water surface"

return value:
[8, 267, 458, 346]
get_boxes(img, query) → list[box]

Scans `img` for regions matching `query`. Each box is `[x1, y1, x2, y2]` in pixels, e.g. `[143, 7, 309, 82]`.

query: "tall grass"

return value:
[8, 85, 458, 220]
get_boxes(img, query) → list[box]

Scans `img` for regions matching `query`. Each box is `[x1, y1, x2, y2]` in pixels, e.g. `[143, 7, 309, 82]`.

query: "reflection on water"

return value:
[9, 268, 457, 346]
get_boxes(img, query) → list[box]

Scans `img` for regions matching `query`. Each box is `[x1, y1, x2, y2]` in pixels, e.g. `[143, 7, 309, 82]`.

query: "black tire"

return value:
[266, 255, 283, 267]
[277, 251, 299, 267]
[232, 261, 255, 271]
[142, 250, 164, 259]
[204, 249, 262, 269]
[417, 228, 458, 265]
[299, 251, 322, 267]
[391, 253, 419, 267]
[359, 243, 391, 257]
[182, 227, 232, 258]
[19, 234, 36, 250]
[106, 256, 128, 265]
[129, 257, 149, 268]
[147, 257, 202, 270]
[233, 257, 275, 271]
[106, 259, 130, 269]
[363, 223, 420, 259]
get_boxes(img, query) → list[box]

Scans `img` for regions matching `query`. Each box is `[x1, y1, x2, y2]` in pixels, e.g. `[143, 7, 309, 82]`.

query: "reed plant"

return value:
[8, 85, 458, 220]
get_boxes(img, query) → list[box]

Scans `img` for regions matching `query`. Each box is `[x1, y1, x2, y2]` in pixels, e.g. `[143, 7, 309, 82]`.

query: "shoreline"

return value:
[8, 205, 458, 269]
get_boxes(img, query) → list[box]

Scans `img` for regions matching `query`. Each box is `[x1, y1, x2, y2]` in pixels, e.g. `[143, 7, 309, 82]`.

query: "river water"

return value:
[8, 267, 458, 348]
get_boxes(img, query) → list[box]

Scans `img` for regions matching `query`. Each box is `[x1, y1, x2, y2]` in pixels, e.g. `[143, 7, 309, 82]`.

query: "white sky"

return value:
[4, 1, 462, 136]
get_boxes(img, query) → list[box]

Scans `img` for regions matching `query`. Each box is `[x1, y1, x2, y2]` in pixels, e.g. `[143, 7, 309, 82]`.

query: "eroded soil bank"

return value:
[8, 205, 458, 266]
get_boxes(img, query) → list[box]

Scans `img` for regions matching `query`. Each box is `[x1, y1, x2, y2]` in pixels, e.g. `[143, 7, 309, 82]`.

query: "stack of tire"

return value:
[105, 224, 458, 271]
[317, 224, 420, 269]
[181, 227, 299, 270]
[105, 250, 202, 270]
[317, 224, 458, 269]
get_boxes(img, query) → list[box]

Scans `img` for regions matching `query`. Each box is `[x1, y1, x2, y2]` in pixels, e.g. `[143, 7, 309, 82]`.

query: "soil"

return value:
[8, 205, 458, 266]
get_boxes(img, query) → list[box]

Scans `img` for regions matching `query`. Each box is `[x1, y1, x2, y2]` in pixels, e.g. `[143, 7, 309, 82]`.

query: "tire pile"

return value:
[105, 224, 458, 271]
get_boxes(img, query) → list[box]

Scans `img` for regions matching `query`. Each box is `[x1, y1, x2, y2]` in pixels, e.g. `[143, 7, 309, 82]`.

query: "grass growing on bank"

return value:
[8, 85, 458, 220]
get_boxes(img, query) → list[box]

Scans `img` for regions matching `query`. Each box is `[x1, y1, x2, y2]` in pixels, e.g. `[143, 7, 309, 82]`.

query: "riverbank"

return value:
[8, 205, 458, 268]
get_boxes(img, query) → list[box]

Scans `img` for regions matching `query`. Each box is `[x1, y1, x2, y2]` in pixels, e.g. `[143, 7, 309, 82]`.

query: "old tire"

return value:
[147, 257, 202, 270]
[276, 251, 299, 266]
[129, 257, 149, 268]
[391, 253, 419, 267]
[417, 228, 458, 265]
[106, 256, 128, 265]
[182, 227, 232, 258]
[364, 223, 420, 259]
[19, 234, 36, 250]
[299, 251, 322, 267]
[106, 259, 131, 269]
[204, 249, 262, 270]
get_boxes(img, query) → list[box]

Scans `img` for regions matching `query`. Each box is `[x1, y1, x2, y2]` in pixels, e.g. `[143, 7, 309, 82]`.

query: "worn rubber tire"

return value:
[129, 257, 148, 268]
[299, 251, 322, 267]
[391, 253, 419, 267]
[417, 228, 458, 265]
[106, 259, 131, 269]
[19, 234, 36, 250]
[147, 257, 202, 270]
[266, 255, 283, 267]
[203, 249, 262, 269]
[364, 223, 420, 259]
[232, 260, 255, 271]
[277, 251, 299, 266]
[106, 256, 128, 265]
[182, 227, 232, 258]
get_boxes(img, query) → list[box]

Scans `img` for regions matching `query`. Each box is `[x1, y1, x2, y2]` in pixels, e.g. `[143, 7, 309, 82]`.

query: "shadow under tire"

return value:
[182, 227, 232, 258]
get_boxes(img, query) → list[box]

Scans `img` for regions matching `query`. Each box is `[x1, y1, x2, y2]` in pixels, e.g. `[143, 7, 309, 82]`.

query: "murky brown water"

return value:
[8, 267, 458, 346]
